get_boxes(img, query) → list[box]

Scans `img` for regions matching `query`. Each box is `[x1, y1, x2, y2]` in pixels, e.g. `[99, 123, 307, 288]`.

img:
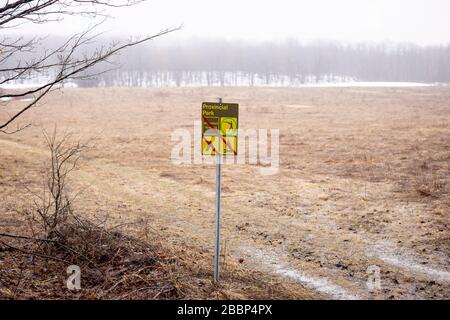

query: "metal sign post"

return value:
[214, 97, 222, 284]
[201, 98, 238, 284]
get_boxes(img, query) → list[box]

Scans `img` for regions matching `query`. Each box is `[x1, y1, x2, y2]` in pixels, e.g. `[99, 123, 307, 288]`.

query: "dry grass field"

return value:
[1, 86, 449, 299]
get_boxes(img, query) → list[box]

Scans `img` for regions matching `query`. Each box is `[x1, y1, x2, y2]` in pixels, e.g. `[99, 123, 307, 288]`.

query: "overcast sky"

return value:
[23, 0, 450, 45]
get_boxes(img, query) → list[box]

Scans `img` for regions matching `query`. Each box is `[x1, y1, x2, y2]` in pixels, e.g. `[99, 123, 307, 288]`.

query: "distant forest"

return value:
[4, 37, 450, 87]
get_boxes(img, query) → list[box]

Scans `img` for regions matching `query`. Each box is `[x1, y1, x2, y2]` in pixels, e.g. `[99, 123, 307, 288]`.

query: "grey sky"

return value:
[22, 0, 450, 45]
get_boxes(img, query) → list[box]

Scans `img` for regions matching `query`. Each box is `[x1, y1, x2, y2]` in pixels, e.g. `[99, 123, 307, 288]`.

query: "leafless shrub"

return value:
[24, 128, 87, 241]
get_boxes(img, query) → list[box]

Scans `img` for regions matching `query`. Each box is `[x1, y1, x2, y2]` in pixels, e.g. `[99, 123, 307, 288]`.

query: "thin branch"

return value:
[0, 26, 180, 131]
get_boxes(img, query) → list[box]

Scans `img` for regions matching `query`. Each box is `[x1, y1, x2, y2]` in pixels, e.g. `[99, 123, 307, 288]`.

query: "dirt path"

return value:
[2, 137, 449, 299]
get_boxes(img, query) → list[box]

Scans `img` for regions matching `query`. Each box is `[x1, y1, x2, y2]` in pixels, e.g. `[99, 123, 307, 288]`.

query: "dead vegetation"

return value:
[0, 130, 185, 299]
[0, 130, 182, 299]
[0, 126, 309, 300]
[411, 160, 448, 198]
[0, 214, 310, 299]
[0, 217, 185, 299]
[1, 87, 449, 300]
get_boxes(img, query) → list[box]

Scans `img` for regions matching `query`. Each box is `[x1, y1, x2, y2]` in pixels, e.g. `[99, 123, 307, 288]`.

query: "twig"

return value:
[0, 239, 69, 263]
[0, 232, 58, 243]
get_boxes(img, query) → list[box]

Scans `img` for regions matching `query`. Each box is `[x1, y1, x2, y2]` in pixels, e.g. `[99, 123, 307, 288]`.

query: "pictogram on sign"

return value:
[202, 102, 239, 156]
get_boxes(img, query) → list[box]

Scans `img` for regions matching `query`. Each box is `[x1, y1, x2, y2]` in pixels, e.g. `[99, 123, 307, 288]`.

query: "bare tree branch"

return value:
[0, 0, 180, 133]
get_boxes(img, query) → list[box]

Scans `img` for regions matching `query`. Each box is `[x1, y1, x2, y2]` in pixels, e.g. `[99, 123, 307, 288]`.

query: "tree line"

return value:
[78, 39, 450, 87]
[3, 37, 450, 88]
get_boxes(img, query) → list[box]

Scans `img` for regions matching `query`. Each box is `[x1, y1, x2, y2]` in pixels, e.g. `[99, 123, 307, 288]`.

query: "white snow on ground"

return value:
[0, 82, 78, 90]
[296, 82, 435, 88]
[367, 242, 450, 284]
[0, 83, 47, 90]
[285, 104, 314, 109]
[242, 246, 361, 300]
[0, 78, 441, 89]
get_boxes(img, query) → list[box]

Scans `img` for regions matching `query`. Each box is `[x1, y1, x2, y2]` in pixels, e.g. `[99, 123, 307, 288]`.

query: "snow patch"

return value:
[285, 104, 315, 109]
[242, 246, 361, 300]
[0, 82, 78, 90]
[297, 82, 434, 88]
[367, 243, 450, 283]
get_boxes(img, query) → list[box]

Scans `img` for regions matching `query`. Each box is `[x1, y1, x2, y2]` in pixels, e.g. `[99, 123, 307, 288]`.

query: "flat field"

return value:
[1, 87, 449, 299]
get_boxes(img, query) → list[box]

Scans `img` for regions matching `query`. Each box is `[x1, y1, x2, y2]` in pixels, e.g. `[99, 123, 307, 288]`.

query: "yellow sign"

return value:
[202, 102, 239, 156]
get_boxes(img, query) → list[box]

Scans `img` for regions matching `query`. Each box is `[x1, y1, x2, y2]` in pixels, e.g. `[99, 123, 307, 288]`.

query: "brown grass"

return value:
[0, 86, 449, 299]
[1, 213, 310, 300]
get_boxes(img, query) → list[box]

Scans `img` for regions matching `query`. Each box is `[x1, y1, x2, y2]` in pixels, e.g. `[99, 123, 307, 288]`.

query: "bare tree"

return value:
[0, 0, 179, 134]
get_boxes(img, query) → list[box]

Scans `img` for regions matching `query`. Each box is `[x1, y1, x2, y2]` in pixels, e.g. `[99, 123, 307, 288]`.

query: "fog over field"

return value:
[2, 0, 450, 88]
[3, 37, 450, 88]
